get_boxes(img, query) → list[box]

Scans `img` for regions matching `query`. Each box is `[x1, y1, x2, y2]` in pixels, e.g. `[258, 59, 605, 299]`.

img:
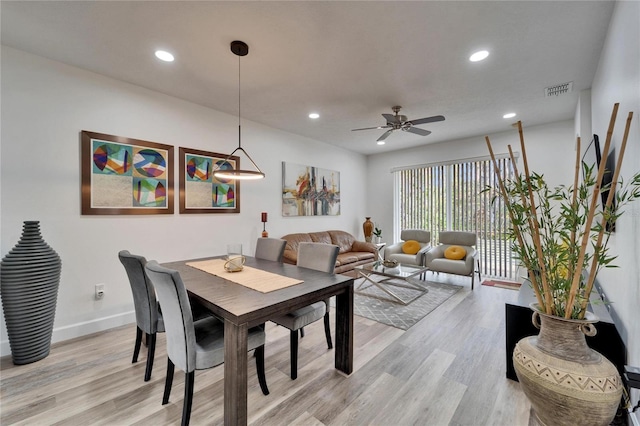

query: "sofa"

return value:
[280, 230, 377, 274]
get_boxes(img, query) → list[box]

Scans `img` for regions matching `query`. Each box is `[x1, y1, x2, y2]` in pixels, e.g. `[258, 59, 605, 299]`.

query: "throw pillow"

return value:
[402, 240, 420, 255]
[444, 245, 466, 260]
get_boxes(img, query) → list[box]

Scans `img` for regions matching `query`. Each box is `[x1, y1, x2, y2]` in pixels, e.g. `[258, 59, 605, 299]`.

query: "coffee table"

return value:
[354, 261, 428, 305]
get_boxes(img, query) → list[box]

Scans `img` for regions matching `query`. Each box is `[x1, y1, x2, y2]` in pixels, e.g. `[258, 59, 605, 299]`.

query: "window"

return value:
[393, 155, 517, 279]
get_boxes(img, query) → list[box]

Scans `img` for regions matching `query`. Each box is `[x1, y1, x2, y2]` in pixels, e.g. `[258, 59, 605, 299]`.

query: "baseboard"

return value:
[1, 310, 135, 358]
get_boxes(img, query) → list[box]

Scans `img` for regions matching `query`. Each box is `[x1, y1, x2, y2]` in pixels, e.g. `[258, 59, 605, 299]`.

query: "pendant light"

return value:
[213, 40, 265, 180]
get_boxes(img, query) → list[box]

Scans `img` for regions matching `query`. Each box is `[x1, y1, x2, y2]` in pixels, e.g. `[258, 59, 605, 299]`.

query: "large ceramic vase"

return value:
[1, 221, 62, 365]
[363, 217, 374, 242]
[513, 304, 622, 426]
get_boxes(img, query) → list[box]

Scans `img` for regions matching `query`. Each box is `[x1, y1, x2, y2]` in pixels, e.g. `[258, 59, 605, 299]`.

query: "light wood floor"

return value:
[0, 274, 531, 425]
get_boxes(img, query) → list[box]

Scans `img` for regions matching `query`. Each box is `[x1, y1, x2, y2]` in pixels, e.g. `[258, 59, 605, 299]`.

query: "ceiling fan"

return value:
[352, 106, 445, 142]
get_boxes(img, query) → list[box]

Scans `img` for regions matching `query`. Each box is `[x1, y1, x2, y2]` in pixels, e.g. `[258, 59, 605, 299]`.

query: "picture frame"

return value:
[282, 161, 340, 216]
[81, 130, 174, 215]
[179, 147, 240, 214]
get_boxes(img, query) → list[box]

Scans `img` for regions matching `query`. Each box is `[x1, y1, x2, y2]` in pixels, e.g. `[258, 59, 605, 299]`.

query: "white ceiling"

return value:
[1, 1, 614, 155]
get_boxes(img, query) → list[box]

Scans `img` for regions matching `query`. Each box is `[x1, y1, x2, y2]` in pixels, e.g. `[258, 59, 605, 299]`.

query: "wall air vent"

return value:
[544, 81, 573, 97]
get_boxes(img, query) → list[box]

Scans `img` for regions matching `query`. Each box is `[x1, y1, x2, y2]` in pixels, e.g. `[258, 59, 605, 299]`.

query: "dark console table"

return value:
[505, 283, 626, 381]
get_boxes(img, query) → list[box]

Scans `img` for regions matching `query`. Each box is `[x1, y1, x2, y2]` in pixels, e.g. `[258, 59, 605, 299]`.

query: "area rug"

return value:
[481, 279, 522, 290]
[350, 277, 462, 330]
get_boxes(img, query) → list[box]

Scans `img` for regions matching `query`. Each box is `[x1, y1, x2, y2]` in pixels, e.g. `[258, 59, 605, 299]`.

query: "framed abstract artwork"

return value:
[81, 131, 174, 215]
[282, 161, 340, 216]
[179, 147, 240, 214]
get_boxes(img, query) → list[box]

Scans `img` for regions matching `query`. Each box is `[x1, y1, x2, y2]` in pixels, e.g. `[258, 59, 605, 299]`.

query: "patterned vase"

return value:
[1, 221, 62, 365]
[513, 304, 622, 426]
[363, 217, 374, 242]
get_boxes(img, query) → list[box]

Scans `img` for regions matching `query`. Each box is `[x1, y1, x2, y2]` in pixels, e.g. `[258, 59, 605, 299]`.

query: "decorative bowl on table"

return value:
[382, 259, 398, 268]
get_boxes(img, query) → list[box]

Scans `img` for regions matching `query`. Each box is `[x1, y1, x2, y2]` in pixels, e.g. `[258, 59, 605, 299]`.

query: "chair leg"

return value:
[162, 358, 175, 405]
[182, 371, 195, 426]
[254, 345, 269, 395]
[132, 327, 143, 363]
[323, 312, 333, 349]
[300, 327, 305, 338]
[144, 332, 156, 381]
[290, 330, 298, 380]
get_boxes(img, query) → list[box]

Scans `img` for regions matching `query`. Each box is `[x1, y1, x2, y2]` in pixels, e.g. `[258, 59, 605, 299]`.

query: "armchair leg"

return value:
[132, 326, 142, 363]
[162, 358, 175, 405]
[182, 371, 195, 426]
[323, 312, 333, 349]
[290, 330, 299, 380]
[255, 345, 269, 395]
[144, 332, 156, 381]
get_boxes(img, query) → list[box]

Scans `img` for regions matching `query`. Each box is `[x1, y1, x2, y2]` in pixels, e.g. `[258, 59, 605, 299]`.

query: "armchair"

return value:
[424, 231, 481, 289]
[384, 229, 432, 267]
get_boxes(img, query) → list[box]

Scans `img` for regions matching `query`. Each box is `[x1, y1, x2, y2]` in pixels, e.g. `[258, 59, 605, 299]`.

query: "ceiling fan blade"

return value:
[409, 115, 446, 126]
[352, 125, 391, 131]
[406, 127, 431, 136]
[382, 113, 401, 125]
[377, 129, 394, 142]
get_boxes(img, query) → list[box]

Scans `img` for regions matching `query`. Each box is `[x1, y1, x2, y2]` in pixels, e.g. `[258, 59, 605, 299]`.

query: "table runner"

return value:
[186, 258, 303, 293]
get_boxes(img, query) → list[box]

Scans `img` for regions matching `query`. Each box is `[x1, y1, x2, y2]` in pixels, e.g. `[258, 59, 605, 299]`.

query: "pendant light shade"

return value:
[213, 40, 265, 180]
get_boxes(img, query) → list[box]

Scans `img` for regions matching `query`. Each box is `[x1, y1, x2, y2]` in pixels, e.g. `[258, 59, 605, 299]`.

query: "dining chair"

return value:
[144, 260, 269, 426]
[118, 250, 213, 382]
[254, 237, 287, 262]
[271, 242, 339, 380]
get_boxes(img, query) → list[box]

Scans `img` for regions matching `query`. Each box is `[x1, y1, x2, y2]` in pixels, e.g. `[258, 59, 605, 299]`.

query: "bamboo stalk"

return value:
[507, 145, 546, 309]
[565, 136, 581, 278]
[565, 103, 619, 318]
[578, 110, 632, 318]
[485, 137, 546, 310]
[517, 121, 553, 314]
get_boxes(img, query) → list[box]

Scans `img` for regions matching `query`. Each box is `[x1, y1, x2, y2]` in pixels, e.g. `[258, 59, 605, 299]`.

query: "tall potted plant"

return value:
[485, 103, 640, 426]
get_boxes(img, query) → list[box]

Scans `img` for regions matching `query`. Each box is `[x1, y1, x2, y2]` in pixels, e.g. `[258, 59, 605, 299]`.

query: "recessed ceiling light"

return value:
[469, 50, 489, 62]
[503, 112, 517, 119]
[308, 113, 320, 119]
[377, 141, 385, 145]
[155, 50, 174, 62]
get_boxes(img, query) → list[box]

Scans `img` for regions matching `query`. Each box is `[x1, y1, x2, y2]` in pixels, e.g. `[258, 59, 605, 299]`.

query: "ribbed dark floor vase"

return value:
[0, 221, 62, 365]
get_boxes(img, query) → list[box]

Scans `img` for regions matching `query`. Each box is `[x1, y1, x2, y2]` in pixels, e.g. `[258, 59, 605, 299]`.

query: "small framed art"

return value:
[179, 147, 240, 214]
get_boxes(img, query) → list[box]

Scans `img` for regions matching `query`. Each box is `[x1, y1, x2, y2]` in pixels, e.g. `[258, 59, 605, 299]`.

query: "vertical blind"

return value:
[393, 155, 517, 279]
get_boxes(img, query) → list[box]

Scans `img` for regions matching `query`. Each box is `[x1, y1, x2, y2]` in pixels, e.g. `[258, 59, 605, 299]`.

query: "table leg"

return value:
[356, 271, 426, 305]
[224, 320, 248, 426]
[334, 282, 354, 375]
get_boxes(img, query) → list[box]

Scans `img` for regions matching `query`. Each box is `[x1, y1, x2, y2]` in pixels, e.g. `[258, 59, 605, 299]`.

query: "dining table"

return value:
[161, 255, 355, 426]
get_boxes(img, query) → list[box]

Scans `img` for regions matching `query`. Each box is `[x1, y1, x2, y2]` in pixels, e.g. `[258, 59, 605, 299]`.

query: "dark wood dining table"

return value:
[161, 256, 354, 426]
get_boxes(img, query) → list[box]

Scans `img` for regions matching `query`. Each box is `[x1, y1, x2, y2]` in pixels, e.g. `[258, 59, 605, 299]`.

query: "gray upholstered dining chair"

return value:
[144, 260, 269, 426]
[118, 250, 212, 382]
[118, 250, 165, 382]
[255, 237, 287, 262]
[271, 242, 339, 380]
[424, 231, 481, 289]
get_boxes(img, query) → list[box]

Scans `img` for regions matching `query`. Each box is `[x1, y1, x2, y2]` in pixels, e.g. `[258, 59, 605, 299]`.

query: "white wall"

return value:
[589, 0, 640, 382]
[365, 120, 576, 245]
[0, 47, 368, 356]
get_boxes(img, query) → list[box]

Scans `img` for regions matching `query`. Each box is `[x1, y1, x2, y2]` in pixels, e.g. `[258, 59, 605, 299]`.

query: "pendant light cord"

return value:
[238, 52, 242, 149]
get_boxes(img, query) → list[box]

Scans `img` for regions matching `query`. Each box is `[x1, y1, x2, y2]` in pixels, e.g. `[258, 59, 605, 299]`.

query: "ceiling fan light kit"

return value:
[352, 105, 445, 142]
[212, 40, 265, 180]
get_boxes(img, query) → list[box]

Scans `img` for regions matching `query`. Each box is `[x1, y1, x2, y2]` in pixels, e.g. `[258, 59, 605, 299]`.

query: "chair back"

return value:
[118, 250, 160, 334]
[297, 242, 339, 274]
[400, 229, 431, 244]
[255, 238, 287, 262]
[144, 261, 197, 373]
[439, 231, 477, 247]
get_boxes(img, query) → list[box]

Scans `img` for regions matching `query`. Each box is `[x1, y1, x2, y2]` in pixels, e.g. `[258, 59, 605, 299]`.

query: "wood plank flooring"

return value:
[0, 274, 531, 425]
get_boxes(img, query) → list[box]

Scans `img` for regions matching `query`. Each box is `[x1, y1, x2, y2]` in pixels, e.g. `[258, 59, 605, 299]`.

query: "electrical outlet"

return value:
[95, 283, 105, 300]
